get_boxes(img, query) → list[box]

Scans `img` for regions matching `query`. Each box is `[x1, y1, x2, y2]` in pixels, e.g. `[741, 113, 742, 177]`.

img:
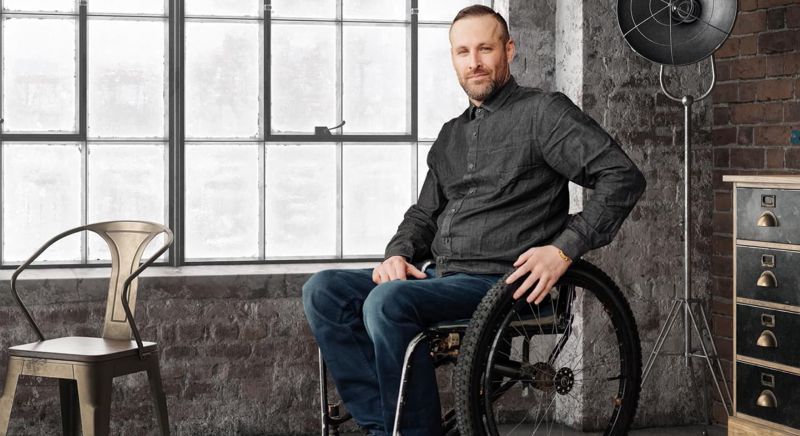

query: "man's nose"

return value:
[468, 52, 482, 70]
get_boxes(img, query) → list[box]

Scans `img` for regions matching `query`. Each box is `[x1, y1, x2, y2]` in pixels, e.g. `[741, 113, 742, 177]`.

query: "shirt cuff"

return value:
[550, 228, 589, 261]
[384, 244, 412, 262]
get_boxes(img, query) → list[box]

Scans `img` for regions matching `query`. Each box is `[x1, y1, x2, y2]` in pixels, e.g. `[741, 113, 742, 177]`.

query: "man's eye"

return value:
[480, 47, 492, 52]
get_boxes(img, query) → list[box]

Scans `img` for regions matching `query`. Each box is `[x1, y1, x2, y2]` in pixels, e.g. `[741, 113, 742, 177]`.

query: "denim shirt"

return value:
[385, 76, 646, 277]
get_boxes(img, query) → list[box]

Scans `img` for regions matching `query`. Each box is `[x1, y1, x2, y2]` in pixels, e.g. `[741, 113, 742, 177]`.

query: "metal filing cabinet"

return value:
[725, 175, 800, 436]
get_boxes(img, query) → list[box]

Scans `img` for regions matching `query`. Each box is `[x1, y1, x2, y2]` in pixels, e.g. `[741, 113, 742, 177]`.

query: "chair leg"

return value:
[146, 357, 170, 436]
[74, 364, 113, 436]
[59, 379, 80, 436]
[0, 358, 23, 436]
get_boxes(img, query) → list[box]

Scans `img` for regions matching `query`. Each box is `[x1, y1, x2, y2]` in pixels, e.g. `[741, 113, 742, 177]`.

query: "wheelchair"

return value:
[316, 259, 642, 436]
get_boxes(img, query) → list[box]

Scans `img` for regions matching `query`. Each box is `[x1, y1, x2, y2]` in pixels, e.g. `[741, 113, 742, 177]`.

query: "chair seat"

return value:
[9, 337, 156, 362]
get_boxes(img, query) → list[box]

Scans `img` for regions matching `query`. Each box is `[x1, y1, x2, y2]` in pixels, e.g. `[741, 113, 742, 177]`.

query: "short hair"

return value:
[451, 4, 510, 43]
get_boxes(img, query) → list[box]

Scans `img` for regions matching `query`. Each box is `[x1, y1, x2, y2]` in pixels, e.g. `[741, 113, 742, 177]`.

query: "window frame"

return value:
[0, 0, 492, 268]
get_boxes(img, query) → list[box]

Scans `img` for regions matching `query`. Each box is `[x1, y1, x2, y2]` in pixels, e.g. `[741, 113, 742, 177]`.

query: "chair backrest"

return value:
[86, 221, 172, 341]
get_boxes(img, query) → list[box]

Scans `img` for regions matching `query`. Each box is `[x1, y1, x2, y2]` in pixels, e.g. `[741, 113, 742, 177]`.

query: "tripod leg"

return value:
[697, 304, 733, 411]
[685, 305, 730, 416]
[642, 300, 683, 386]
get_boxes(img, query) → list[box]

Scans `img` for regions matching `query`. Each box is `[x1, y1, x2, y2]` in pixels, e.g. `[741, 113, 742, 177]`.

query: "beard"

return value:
[459, 69, 506, 103]
[459, 70, 506, 101]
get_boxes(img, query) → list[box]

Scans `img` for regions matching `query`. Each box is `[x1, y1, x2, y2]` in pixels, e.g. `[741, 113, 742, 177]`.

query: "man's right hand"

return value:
[372, 255, 428, 284]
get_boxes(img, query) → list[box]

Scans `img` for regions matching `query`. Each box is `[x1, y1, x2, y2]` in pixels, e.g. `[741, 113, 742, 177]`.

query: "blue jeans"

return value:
[302, 267, 502, 436]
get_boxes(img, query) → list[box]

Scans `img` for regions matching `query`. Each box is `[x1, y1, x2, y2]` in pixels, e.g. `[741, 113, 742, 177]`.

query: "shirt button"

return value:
[469, 187, 476, 194]
[450, 208, 456, 213]
[467, 163, 474, 170]
[472, 132, 477, 138]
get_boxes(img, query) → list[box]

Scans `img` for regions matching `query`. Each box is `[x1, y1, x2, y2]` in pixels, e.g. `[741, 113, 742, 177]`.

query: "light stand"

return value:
[639, 56, 733, 416]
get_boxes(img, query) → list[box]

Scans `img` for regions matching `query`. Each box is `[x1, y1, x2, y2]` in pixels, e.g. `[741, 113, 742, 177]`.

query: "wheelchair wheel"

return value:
[455, 260, 641, 435]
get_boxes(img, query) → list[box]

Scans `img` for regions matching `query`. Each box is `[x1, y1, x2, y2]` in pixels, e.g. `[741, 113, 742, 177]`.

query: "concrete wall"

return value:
[511, 0, 716, 428]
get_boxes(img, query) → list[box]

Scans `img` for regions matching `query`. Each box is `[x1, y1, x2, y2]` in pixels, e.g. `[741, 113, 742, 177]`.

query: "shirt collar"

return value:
[469, 75, 518, 120]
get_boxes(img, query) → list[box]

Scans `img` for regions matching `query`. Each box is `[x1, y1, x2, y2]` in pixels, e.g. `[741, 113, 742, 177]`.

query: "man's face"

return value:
[449, 14, 515, 106]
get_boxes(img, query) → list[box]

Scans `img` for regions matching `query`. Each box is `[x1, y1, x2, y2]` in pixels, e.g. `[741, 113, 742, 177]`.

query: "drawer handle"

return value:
[756, 389, 778, 408]
[757, 271, 777, 288]
[757, 211, 778, 227]
[756, 330, 778, 348]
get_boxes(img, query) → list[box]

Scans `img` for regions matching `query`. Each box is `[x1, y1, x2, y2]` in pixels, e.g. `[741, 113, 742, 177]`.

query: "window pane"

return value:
[271, 0, 335, 19]
[86, 143, 167, 261]
[343, 0, 406, 20]
[418, 0, 485, 22]
[185, 144, 260, 260]
[2, 143, 81, 263]
[343, 144, 412, 256]
[88, 0, 165, 15]
[265, 144, 336, 257]
[185, 21, 261, 139]
[419, 25, 465, 140]
[418, 143, 432, 195]
[3, 0, 75, 13]
[271, 22, 336, 134]
[88, 19, 167, 138]
[185, 0, 261, 17]
[343, 24, 408, 134]
[2, 17, 77, 133]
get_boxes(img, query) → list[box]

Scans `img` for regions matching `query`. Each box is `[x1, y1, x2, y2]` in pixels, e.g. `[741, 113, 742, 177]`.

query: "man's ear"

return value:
[506, 38, 516, 64]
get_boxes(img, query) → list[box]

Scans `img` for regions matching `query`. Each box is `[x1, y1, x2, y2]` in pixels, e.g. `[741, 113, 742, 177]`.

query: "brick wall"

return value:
[710, 0, 800, 424]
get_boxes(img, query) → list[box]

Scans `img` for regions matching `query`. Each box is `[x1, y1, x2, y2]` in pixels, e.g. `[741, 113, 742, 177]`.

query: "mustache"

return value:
[467, 68, 491, 79]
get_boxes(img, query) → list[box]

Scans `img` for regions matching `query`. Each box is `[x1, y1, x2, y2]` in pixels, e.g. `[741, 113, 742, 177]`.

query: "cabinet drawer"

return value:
[736, 362, 800, 430]
[737, 246, 800, 306]
[737, 304, 800, 368]
[737, 188, 800, 244]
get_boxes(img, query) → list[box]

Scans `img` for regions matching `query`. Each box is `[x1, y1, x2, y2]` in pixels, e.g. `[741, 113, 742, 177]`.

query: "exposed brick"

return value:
[758, 29, 800, 54]
[714, 106, 731, 126]
[713, 82, 738, 103]
[756, 125, 792, 145]
[740, 34, 759, 56]
[767, 7, 787, 29]
[713, 127, 737, 145]
[713, 277, 734, 301]
[717, 60, 734, 82]
[741, 0, 759, 11]
[717, 37, 740, 58]
[729, 146, 765, 168]
[766, 147, 785, 168]
[711, 296, 734, 316]
[733, 10, 767, 34]
[730, 56, 766, 80]
[739, 81, 757, 101]
[711, 252, 733, 276]
[714, 147, 731, 168]
[712, 314, 733, 338]
[788, 4, 800, 28]
[786, 101, 800, 122]
[712, 234, 733, 256]
[759, 0, 800, 7]
[738, 126, 754, 145]
[786, 148, 800, 167]
[758, 78, 795, 100]
[730, 102, 783, 123]
[764, 52, 800, 76]
[714, 190, 732, 211]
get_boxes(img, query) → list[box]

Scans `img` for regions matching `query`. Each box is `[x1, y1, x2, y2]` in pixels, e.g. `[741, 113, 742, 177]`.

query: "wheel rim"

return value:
[481, 280, 631, 435]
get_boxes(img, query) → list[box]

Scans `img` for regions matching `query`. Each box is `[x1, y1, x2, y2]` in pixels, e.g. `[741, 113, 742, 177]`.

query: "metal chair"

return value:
[0, 220, 173, 436]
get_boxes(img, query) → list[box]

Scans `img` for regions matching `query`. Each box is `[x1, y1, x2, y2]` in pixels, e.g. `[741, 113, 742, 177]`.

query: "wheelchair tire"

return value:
[455, 259, 641, 435]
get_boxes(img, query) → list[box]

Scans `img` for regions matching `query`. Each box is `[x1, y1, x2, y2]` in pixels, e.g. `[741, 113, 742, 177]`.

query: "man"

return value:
[303, 5, 645, 436]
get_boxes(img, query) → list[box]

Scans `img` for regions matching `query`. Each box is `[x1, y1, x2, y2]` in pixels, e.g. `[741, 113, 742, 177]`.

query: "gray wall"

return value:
[510, 0, 715, 427]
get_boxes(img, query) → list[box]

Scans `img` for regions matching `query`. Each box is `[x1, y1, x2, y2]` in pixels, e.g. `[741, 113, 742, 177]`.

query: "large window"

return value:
[0, 0, 490, 267]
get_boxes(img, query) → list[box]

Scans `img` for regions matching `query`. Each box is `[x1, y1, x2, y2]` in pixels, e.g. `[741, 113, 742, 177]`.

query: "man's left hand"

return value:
[506, 245, 571, 304]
